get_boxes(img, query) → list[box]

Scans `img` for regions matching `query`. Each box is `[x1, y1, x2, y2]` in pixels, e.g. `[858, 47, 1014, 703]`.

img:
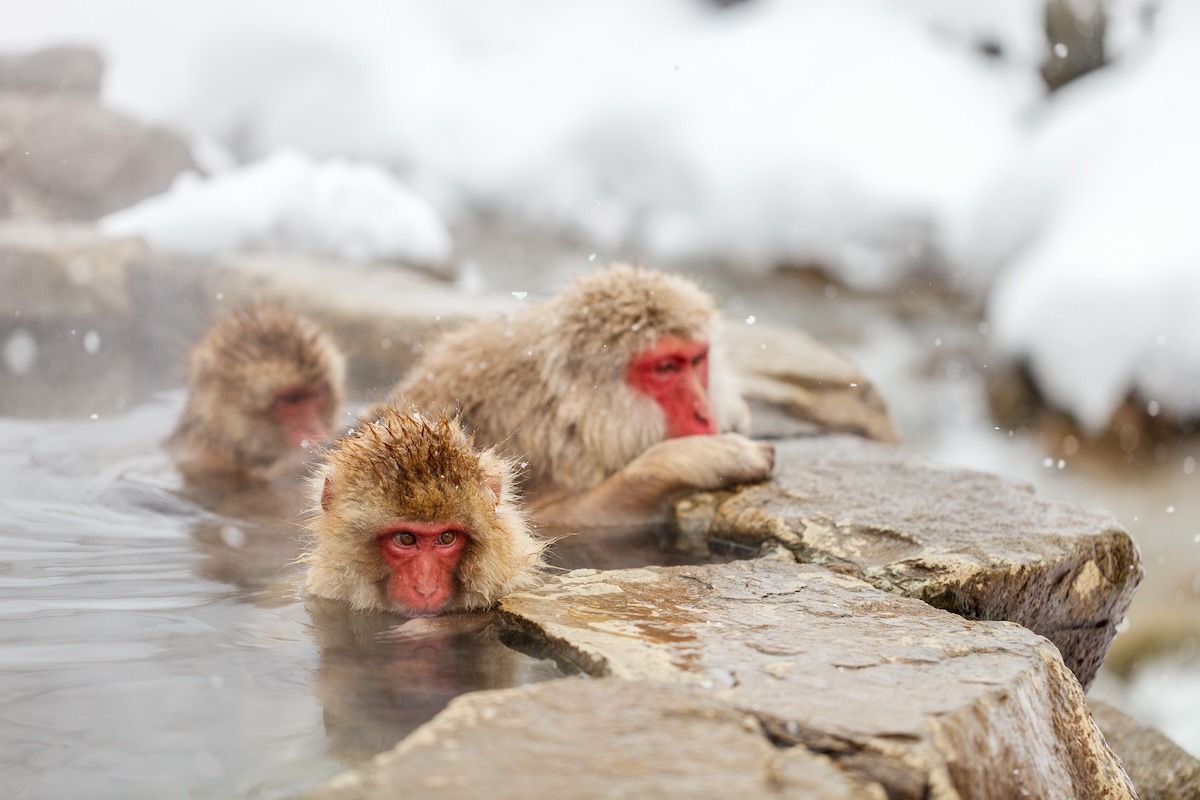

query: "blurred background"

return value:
[2, 0, 1197, 772]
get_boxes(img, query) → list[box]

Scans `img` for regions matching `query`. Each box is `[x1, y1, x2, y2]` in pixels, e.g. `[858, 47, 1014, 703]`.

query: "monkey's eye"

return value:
[392, 531, 417, 547]
[276, 389, 313, 406]
[654, 359, 682, 374]
[436, 531, 458, 546]
[691, 350, 708, 367]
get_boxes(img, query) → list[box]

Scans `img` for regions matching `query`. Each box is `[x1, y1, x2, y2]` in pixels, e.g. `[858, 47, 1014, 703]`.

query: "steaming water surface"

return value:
[0, 394, 567, 799]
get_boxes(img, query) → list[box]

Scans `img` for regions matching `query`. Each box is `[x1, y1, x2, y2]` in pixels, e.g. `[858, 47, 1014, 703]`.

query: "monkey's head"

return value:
[182, 305, 346, 473]
[546, 264, 734, 449]
[305, 407, 544, 617]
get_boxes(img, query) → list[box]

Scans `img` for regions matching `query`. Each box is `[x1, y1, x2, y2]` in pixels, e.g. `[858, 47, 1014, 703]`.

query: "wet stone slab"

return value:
[303, 678, 887, 800]
[677, 435, 1143, 689]
[306, 560, 1134, 800]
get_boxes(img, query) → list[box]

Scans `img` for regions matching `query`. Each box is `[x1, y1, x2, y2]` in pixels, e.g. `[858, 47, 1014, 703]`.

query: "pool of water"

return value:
[0, 394, 583, 799]
[4, 248, 1198, 799]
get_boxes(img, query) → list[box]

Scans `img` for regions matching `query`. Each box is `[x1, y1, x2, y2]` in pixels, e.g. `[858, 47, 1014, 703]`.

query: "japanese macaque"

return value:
[372, 263, 775, 529]
[168, 305, 346, 482]
[304, 405, 545, 617]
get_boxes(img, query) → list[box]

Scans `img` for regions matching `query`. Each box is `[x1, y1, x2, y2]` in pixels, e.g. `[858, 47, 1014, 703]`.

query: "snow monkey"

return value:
[304, 405, 546, 617]
[374, 263, 775, 528]
[168, 305, 346, 481]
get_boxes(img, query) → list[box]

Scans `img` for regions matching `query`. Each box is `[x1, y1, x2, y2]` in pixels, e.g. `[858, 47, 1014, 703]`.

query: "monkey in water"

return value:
[168, 305, 346, 482]
[372, 263, 775, 529]
[304, 405, 546, 617]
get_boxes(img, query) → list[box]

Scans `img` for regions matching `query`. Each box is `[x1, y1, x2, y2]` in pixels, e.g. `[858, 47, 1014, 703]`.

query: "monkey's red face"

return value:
[377, 521, 469, 616]
[627, 336, 717, 438]
[271, 382, 333, 448]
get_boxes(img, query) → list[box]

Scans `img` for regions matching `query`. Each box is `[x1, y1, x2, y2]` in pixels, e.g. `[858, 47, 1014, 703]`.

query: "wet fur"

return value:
[385, 264, 750, 498]
[303, 406, 546, 614]
[168, 305, 346, 480]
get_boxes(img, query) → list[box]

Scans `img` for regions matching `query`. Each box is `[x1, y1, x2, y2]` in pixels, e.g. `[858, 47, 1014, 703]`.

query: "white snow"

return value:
[100, 151, 453, 265]
[3, 0, 1197, 427]
[968, 2, 1200, 431]
[3, 0, 1043, 289]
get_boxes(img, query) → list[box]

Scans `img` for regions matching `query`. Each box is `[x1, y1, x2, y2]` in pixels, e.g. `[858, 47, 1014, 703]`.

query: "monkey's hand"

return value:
[532, 433, 774, 529]
[378, 612, 494, 642]
[626, 433, 775, 492]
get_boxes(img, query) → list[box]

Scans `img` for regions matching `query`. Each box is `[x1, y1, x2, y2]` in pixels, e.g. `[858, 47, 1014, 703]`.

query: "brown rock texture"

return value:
[684, 435, 1142, 688]
[501, 561, 1133, 799]
[305, 560, 1135, 800]
[1090, 699, 1200, 800]
[302, 679, 887, 800]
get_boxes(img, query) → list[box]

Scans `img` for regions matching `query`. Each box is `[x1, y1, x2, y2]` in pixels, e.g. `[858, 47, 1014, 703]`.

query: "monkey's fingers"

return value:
[377, 612, 494, 643]
[377, 617, 445, 643]
[711, 433, 775, 485]
[758, 441, 777, 476]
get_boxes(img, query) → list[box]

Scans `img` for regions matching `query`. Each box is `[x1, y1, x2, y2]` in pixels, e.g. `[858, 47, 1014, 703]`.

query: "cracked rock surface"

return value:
[682, 435, 1143, 688]
[306, 560, 1134, 800]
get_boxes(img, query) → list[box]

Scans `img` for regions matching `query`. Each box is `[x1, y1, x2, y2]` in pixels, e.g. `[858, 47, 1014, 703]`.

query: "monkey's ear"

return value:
[320, 477, 334, 512]
[482, 467, 504, 510]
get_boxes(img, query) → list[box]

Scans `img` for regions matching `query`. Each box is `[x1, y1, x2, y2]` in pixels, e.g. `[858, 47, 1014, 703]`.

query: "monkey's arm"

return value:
[531, 432, 774, 529]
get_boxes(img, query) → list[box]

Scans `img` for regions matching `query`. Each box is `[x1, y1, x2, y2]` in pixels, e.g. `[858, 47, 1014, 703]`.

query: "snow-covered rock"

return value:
[100, 151, 453, 267]
[6, 0, 1043, 288]
[969, 3, 1200, 431]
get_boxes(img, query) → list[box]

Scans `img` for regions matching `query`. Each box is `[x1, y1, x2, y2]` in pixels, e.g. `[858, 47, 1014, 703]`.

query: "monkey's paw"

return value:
[714, 433, 775, 486]
[633, 432, 775, 491]
[378, 612, 493, 642]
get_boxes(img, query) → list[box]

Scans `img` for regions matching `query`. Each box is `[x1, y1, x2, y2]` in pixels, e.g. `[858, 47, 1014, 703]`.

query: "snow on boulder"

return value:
[12, 0, 1042, 290]
[100, 150, 453, 267]
[973, 4, 1200, 432]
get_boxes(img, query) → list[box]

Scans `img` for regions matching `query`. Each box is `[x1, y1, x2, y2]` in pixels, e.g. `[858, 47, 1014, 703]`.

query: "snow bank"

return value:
[973, 3, 1200, 431]
[4, 0, 1042, 289]
[100, 151, 452, 266]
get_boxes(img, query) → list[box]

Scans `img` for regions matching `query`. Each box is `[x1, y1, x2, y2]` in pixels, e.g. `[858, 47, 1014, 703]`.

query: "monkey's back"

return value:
[391, 266, 727, 498]
[394, 311, 639, 495]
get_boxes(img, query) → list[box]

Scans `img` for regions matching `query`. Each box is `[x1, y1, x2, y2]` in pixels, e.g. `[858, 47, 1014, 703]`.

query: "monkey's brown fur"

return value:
[385, 263, 751, 499]
[168, 305, 346, 480]
[304, 406, 545, 615]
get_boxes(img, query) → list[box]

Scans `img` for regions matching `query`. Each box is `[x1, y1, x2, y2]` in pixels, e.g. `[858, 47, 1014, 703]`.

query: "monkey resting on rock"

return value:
[371, 263, 775, 529]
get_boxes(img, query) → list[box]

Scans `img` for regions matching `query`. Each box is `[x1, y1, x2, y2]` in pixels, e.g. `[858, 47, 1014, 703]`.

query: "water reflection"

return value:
[182, 476, 312, 605]
[0, 385, 740, 798]
[306, 597, 563, 758]
[0, 396, 573, 799]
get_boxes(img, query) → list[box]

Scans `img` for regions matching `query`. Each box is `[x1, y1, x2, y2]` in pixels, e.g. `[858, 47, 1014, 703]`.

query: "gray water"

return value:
[3, 253, 1198, 800]
[0, 393, 575, 799]
[0, 373, 730, 799]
